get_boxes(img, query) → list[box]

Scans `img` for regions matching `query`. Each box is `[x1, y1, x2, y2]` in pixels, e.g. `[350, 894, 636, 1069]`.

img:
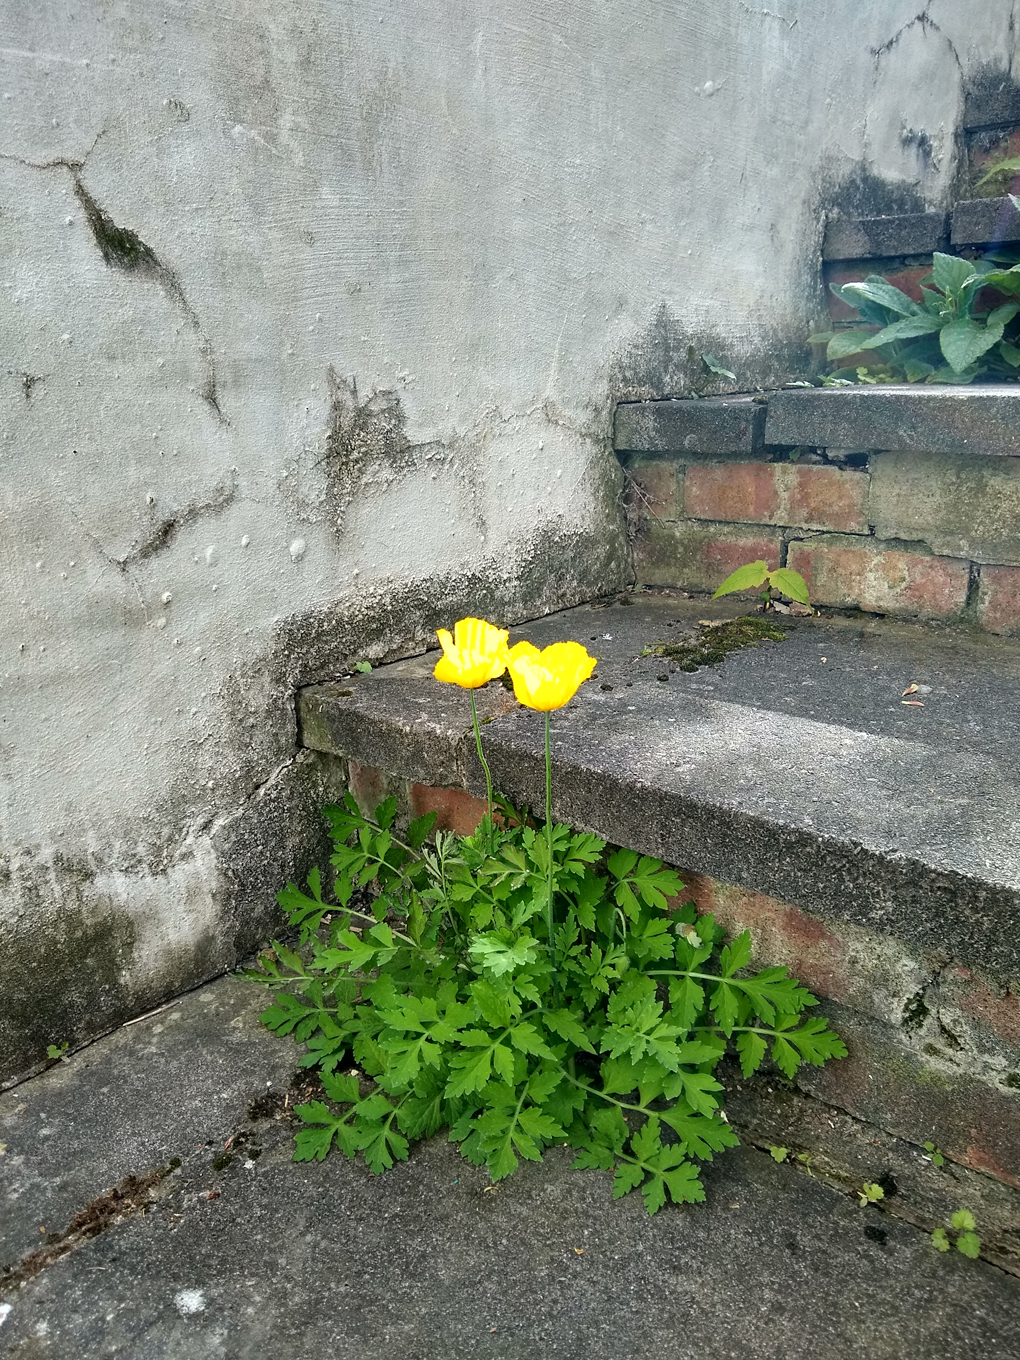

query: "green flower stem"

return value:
[470, 692, 495, 845]
[544, 711, 557, 1003]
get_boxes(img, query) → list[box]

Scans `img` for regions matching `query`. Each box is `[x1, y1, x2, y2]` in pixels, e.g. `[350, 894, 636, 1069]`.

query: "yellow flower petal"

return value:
[433, 654, 463, 684]
[506, 639, 597, 711]
[432, 616, 510, 689]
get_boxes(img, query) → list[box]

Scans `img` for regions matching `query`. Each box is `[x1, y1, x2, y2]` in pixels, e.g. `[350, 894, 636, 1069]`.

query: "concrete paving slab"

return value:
[0, 977, 295, 1267]
[1, 977, 1019, 1359]
[614, 396, 766, 456]
[821, 211, 948, 261]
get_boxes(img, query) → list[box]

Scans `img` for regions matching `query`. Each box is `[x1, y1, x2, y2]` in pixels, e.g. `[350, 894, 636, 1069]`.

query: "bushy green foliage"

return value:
[811, 248, 1020, 384]
[246, 795, 846, 1214]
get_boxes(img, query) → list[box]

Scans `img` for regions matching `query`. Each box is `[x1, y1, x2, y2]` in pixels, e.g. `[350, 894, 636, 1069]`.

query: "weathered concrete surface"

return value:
[2, 976, 1019, 1359]
[614, 397, 766, 456]
[964, 67, 1020, 129]
[726, 1072, 1020, 1276]
[821, 211, 948, 261]
[870, 450, 1020, 565]
[0, 976, 296, 1267]
[4, 1, 1017, 1074]
[765, 385, 1020, 457]
[300, 598, 1020, 981]
[952, 196, 1020, 245]
[299, 670, 519, 792]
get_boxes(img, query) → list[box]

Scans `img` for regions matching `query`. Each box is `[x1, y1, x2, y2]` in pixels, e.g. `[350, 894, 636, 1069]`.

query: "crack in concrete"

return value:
[730, 1081, 1020, 1278]
[736, 1, 798, 29]
[118, 474, 238, 569]
[870, 6, 963, 74]
[0, 1162, 177, 1297]
[0, 145, 225, 423]
[202, 750, 301, 845]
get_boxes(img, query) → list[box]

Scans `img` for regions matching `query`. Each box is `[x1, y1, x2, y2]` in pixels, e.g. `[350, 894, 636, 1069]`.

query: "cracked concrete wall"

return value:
[1, 0, 1016, 1081]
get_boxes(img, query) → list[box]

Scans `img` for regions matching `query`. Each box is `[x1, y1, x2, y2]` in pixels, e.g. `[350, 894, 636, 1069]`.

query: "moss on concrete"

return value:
[640, 615, 787, 672]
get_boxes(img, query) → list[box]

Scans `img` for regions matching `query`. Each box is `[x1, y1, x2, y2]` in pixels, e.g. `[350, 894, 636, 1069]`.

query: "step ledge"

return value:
[298, 600, 1020, 983]
[951, 197, 1020, 247]
[615, 386, 1020, 458]
[821, 211, 948, 263]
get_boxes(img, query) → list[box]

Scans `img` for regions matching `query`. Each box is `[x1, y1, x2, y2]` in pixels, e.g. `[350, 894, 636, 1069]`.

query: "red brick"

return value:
[634, 520, 783, 593]
[825, 265, 930, 323]
[787, 535, 970, 619]
[680, 873, 852, 1004]
[626, 458, 682, 521]
[685, 462, 868, 533]
[799, 1009, 1020, 1190]
[940, 965, 1020, 1050]
[409, 782, 486, 836]
[684, 464, 779, 524]
[978, 565, 1020, 636]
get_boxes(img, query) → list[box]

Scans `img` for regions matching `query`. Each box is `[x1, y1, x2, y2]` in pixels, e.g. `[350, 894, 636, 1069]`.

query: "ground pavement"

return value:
[2, 975, 1019, 1358]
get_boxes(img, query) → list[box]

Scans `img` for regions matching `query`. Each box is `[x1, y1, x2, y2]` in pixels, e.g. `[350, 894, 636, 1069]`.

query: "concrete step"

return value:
[2, 974, 1019, 1358]
[299, 596, 1020, 1188]
[614, 385, 1020, 460]
[301, 597, 1020, 983]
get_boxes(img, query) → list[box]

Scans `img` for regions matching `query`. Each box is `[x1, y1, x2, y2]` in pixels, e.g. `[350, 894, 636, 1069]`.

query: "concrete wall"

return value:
[2, 0, 1016, 1080]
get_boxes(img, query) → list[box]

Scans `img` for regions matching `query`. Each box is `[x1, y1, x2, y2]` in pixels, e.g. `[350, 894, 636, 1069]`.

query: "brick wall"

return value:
[619, 394, 1020, 635]
[342, 760, 1020, 1190]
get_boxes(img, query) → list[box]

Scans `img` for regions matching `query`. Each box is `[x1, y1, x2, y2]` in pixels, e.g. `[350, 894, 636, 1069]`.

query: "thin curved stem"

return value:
[337, 906, 417, 947]
[563, 1072, 649, 1115]
[544, 712, 557, 1004]
[470, 692, 495, 847]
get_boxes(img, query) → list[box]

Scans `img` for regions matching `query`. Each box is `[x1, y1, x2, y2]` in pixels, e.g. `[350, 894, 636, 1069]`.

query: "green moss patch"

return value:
[640, 615, 787, 672]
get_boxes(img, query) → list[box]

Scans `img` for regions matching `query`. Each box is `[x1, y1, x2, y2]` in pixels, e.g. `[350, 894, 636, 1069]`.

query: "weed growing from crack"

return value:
[932, 1209, 982, 1259]
[246, 793, 845, 1214]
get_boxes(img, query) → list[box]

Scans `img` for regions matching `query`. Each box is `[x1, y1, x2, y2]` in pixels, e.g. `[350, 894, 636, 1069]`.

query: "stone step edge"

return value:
[297, 677, 1020, 988]
[613, 386, 1020, 459]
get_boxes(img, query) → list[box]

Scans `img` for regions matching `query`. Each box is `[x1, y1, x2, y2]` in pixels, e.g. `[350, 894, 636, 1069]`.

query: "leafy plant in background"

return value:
[975, 156, 1020, 193]
[712, 560, 810, 609]
[248, 617, 845, 1214]
[810, 248, 1020, 384]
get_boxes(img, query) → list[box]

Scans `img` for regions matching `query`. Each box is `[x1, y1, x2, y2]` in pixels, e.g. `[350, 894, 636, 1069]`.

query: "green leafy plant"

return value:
[700, 351, 737, 382]
[45, 1042, 69, 1062]
[810, 250, 1020, 384]
[858, 1181, 885, 1207]
[354, 661, 373, 674]
[769, 1145, 789, 1163]
[932, 1209, 981, 1258]
[247, 793, 845, 1214]
[976, 155, 1020, 191]
[712, 560, 810, 608]
[923, 1140, 945, 1168]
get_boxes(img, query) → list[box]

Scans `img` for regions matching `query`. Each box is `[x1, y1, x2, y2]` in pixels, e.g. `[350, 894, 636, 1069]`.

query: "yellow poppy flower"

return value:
[506, 639, 597, 712]
[433, 617, 510, 689]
